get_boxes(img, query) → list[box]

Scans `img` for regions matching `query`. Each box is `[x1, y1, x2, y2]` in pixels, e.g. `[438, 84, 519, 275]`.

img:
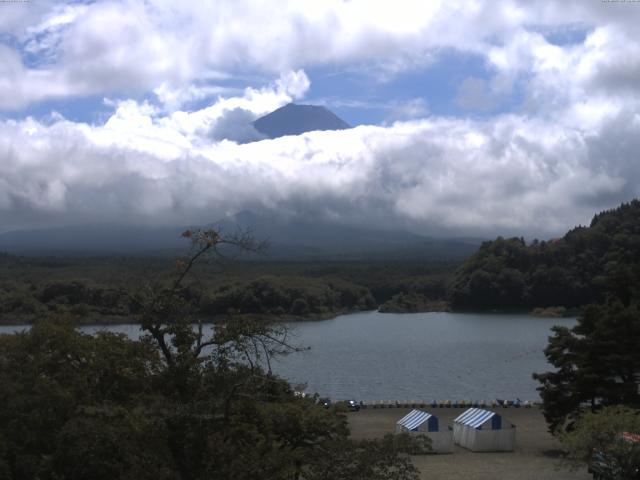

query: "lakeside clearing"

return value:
[347, 407, 590, 480]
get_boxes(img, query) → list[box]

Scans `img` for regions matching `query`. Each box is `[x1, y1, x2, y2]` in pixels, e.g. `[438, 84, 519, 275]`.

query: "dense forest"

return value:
[3, 200, 640, 323]
[0, 253, 456, 324]
[0, 229, 427, 479]
[449, 200, 640, 311]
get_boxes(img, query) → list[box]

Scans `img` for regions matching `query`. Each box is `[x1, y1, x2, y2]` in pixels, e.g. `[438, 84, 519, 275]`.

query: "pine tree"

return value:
[534, 300, 640, 433]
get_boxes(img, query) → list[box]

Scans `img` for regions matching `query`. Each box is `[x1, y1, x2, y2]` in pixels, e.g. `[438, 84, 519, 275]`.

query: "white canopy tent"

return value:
[453, 408, 515, 452]
[395, 409, 453, 453]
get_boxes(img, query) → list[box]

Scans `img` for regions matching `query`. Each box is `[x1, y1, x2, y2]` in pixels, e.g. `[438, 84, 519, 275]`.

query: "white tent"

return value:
[395, 409, 453, 453]
[453, 408, 515, 452]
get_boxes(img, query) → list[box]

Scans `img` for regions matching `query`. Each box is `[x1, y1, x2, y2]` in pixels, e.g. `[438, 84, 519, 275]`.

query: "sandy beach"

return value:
[347, 407, 591, 480]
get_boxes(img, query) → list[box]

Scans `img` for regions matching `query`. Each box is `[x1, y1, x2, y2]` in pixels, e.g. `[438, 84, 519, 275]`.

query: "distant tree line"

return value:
[0, 256, 456, 323]
[0, 276, 377, 324]
[200, 276, 376, 317]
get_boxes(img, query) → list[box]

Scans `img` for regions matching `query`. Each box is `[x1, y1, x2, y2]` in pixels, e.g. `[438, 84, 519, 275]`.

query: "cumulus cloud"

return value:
[208, 108, 266, 144]
[1, 1, 640, 237]
[153, 82, 240, 112]
[0, 0, 59, 37]
[1, 1, 639, 109]
[96, 70, 308, 150]
[0, 82, 639, 236]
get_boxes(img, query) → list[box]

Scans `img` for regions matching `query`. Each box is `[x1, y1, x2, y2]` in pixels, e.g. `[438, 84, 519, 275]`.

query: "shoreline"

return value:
[0, 306, 580, 327]
[0, 307, 378, 327]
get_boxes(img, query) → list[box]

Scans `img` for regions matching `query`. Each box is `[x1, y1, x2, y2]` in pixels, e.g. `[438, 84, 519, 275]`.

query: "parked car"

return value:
[346, 400, 360, 411]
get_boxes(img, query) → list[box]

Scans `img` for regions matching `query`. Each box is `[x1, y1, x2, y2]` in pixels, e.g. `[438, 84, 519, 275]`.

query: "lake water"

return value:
[0, 311, 576, 401]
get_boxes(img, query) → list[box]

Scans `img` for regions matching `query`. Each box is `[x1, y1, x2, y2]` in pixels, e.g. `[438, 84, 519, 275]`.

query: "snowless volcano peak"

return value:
[253, 103, 351, 139]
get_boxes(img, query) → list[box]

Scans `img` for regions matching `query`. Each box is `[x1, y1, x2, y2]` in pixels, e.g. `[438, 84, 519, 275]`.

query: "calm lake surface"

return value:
[0, 311, 576, 401]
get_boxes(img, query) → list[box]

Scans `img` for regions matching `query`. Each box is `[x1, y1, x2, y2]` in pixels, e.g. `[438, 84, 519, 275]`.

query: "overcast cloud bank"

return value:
[1, 1, 639, 237]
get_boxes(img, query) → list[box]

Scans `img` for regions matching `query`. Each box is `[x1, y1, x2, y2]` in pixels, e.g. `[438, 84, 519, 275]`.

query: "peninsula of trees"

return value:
[449, 200, 640, 311]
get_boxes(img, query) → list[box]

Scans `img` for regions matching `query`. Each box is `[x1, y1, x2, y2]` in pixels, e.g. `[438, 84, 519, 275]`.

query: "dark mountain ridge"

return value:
[0, 213, 481, 260]
[253, 103, 351, 139]
[0, 224, 186, 255]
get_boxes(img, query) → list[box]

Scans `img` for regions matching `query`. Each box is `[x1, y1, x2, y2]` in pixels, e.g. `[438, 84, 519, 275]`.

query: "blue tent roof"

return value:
[397, 409, 436, 431]
[454, 408, 498, 429]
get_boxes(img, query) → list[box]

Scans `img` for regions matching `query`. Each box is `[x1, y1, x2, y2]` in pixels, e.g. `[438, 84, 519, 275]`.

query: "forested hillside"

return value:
[449, 200, 640, 310]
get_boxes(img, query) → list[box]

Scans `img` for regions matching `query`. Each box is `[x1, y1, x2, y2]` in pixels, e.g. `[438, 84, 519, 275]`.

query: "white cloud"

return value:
[22, 3, 88, 64]
[207, 108, 266, 144]
[153, 83, 241, 111]
[0, 0, 58, 37]
[1, 1, 640, 237]
[0, 81, 638, 236]
[1, 1, 638, 109]
[94, 70, 308, 152]
[275, 70, 311, 100]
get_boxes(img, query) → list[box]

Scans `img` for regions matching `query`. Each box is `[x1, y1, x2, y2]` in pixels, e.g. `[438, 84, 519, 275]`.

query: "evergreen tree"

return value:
[533, 300, 640, 433]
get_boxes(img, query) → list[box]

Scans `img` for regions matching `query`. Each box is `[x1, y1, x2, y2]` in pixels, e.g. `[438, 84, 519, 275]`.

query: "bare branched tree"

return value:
[133, 226, 300, 395]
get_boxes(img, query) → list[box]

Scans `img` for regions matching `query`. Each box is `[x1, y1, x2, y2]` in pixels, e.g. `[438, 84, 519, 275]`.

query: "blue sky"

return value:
[1, 1, 640, 236]
[306, 50, 507, 125]
[10, 49, 509, 126]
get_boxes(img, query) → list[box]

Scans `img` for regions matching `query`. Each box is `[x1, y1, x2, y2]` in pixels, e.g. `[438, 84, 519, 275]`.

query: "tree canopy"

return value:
[533, 300, 640, 434]
[0, 228, 423, 480]
[560, 406, 640, 479]
[449, 200, 640, 310]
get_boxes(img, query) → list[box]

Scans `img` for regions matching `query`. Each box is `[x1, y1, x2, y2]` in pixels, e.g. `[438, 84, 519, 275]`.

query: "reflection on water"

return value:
[0, 311, 575, 401]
